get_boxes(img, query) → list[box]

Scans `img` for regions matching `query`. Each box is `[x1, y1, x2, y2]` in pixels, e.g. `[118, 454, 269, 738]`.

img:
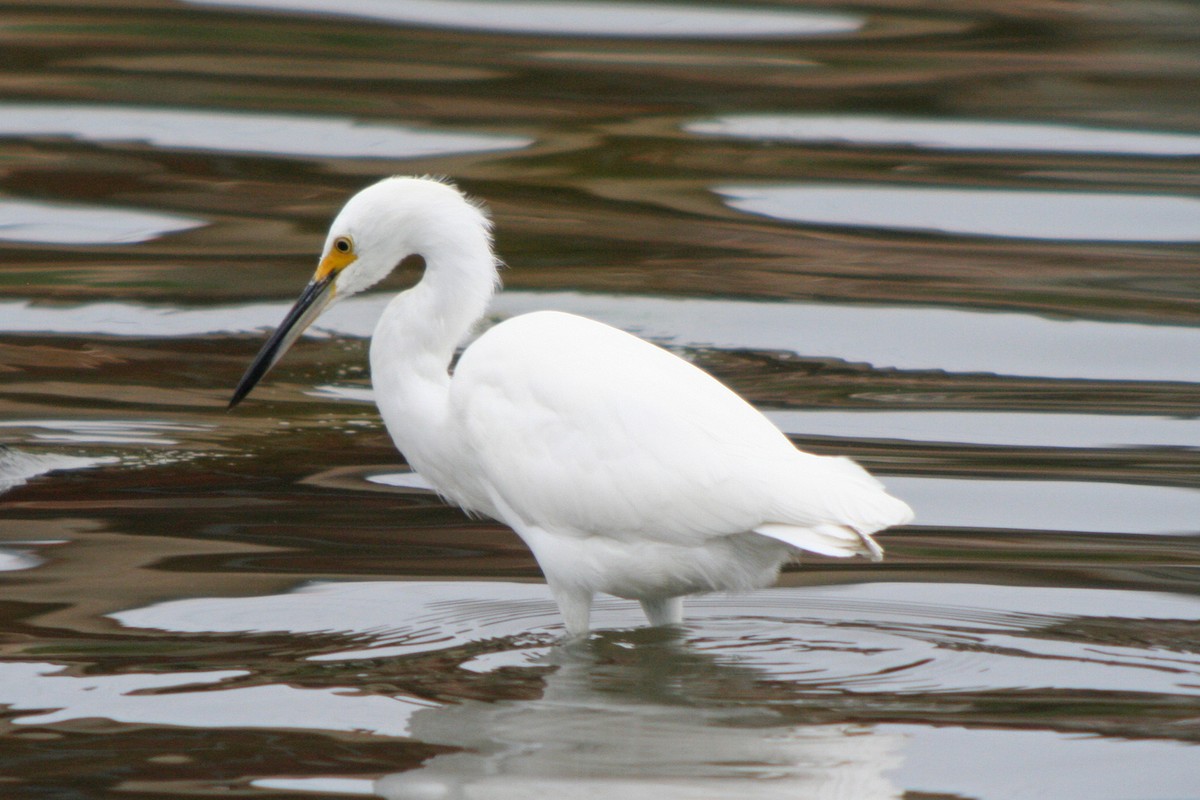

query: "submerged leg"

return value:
[549, 584, 593, 637]
[639, 595, 684, 627]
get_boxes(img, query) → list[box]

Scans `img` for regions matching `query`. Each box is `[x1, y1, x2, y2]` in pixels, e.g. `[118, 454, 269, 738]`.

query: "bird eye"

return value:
[334, 237, 352, 253]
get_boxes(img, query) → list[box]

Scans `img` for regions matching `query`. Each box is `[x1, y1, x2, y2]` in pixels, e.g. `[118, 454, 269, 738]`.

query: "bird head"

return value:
[227, 176, 490, 409]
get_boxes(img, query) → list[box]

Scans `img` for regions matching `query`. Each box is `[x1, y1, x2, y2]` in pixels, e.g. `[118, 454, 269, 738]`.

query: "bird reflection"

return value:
[375, 629, 905, 800]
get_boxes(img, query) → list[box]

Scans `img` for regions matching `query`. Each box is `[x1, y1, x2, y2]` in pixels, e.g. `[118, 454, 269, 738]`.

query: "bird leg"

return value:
[550, 584, 593, 637]
[639, 596, 684, 628]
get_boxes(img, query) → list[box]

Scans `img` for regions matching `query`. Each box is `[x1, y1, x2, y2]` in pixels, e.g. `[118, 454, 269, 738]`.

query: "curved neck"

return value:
[367, 238, 497, 456]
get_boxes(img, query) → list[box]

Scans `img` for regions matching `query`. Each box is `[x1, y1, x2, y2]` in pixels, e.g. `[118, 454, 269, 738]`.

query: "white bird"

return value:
[230, 176, 913, 636]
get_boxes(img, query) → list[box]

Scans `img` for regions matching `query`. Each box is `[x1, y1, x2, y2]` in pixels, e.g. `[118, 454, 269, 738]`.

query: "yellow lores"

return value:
[316, 236, 356, 283]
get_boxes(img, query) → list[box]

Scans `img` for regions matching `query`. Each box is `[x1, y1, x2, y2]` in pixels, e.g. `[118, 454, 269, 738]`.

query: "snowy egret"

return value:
[229, 176, 913, 635]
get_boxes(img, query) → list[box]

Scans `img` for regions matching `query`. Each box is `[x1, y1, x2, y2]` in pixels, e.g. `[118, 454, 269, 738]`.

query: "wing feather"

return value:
[452, 311, 911, 550]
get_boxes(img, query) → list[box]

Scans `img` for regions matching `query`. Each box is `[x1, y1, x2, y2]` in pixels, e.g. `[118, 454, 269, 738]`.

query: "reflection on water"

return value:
[112, 580, 1200, 696]
[767, 409, 1200, 449]
[374, 642, 904, 800]
[101, 579, 1200, 798]
[688, 115, 1200, 156]
[0, 104, 532, 160]
[887, 477, 1200, 535]
[0, 446, 118, 494]
[0, 546, 44, 572]
[0, 419, 211, 446]
[0, 662, 427, 736]
[8, 290, 1200, 383]
[0, 198, 205, 244]
[186, 0, 865, 38]
[2, 0, 1200, 795]
[717, 184, 1200, 242]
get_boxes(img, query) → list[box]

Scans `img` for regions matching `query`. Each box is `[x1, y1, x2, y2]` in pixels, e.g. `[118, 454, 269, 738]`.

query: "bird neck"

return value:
[367, 241, 497, 453]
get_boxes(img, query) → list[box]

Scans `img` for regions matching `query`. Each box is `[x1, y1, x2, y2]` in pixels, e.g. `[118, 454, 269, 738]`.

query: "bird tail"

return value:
[754, 521, 886, 562]
[754, 453, 913, 562]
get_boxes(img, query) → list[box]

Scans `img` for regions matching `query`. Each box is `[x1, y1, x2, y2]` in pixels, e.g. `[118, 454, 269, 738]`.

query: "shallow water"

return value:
[1, 0, 1199, 797]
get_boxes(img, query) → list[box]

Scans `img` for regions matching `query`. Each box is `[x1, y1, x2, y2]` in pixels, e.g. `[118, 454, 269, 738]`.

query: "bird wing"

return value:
[451, 311, 909, 547]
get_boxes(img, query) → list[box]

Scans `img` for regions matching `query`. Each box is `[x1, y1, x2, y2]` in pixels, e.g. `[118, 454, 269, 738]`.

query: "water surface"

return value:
[1, 0, 1198, 797]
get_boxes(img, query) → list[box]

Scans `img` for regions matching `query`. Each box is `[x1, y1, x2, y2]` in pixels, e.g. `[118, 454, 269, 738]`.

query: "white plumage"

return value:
[230, 176, 913, 635]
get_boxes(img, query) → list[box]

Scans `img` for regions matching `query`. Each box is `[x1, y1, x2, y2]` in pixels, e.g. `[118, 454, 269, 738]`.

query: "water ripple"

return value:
[688, 115, 1200, 156]
[184, 0, 864, 39]
[0, 419, 212, 446]
[0, 104, 532, 160]
[111, 580, 1200, 698]
[0, 662, 429, 736]
[0, 198, 204, 245]
[6, 291, 1200, 383]
[0, 446, 118, 496]
[717, 184, 1200, 243]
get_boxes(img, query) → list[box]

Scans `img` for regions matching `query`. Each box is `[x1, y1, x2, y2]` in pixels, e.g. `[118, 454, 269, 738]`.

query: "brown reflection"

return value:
[0, 726, 443, 798]
[0, 525, 290, 637]
[0, 343, 120, 371]
[71, 54, 505, 82]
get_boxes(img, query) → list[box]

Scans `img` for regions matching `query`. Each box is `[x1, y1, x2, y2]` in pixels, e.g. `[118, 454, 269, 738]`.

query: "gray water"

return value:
[1, 1, 1199, 797]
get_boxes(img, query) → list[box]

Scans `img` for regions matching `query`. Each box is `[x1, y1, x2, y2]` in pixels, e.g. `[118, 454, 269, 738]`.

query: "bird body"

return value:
[231, 176, 913, 635]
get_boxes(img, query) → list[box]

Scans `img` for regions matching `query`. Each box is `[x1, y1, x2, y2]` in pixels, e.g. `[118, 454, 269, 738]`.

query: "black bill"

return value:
[228, 275, 336, 409]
